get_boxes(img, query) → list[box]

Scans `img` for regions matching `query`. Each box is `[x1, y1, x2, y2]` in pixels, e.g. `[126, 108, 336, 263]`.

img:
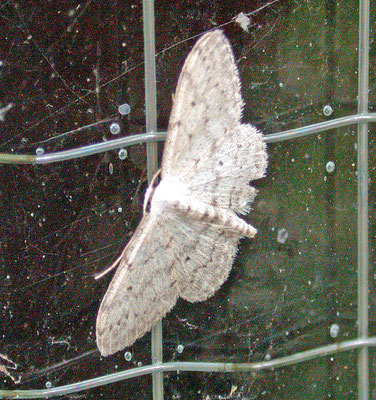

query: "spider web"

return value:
[0, 1, 366, 398]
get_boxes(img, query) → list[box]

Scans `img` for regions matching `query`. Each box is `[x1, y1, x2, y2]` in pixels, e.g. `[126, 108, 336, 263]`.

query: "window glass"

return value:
[0, 0, 372, 398]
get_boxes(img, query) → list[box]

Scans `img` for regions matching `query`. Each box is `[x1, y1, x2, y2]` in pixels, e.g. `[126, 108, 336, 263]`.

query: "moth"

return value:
[96, 30, 267, 356]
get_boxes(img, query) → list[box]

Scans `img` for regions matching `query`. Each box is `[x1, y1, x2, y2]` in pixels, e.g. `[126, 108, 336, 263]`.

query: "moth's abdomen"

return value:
[151, 179, 256, 238]
[151, 183, 255, 239]
[171, 196, 256, 238]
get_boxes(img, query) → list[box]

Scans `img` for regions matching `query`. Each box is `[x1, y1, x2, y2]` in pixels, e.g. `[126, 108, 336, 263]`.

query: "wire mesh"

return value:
[0, 0, 373, 399]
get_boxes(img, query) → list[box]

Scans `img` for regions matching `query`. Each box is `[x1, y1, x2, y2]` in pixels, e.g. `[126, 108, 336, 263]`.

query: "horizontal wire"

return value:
[1, 113, 375, 165]
[2, 336, 375, 398]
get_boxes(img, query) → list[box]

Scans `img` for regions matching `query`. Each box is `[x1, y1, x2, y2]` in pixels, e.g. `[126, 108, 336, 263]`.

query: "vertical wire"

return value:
[142, 0, 164, 399]
[143, 1, 159, 183]
[323, 1, 338, 395]
[357, 0, 370, 399]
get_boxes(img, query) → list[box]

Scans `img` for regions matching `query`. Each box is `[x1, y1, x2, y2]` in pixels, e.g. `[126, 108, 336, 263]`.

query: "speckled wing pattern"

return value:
[162, 31, 266, 214]
[96, 214, 179, 355]
[96, 30, 267, 356]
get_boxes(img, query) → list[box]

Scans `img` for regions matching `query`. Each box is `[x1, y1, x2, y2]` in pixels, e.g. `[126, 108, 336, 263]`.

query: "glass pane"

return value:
[0, 0, 370, 398]
[0, 0, 147, 391]
[156, 0, 359, 137]
[164, 129, 358, 362]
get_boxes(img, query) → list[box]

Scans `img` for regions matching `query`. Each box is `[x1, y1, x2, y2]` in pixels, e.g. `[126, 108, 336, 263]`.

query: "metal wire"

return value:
[141, 1, 164, 399]
[357, 0, 370, 399]
[1, 337, 376, 399]
[1, 113, 376, 165]
[0, 0, 372, 398]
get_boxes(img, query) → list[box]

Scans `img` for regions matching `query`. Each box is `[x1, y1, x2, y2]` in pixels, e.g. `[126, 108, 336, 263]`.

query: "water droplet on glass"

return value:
[323, 104, 333, 116]
[110, 122, 121, 135]
[330, 323, 339, 338]
[118, 148, 128, 160]
[124, 351, 132, 361]
[326, 161, 335, 173]
[118, 103, 131, 115]
[277, 228, 289, 244]
[176, 344, 184, 354]
[36, 147, 45, 155]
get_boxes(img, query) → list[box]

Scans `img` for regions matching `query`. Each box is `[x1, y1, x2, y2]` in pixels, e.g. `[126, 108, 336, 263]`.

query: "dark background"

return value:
[0, 0, 375, 398]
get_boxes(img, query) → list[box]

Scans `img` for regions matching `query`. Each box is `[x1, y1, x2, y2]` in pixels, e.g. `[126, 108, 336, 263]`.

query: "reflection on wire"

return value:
[1, 337, 375, 399]
[0, 132, 165, 165]
[0, 113, 375, 165]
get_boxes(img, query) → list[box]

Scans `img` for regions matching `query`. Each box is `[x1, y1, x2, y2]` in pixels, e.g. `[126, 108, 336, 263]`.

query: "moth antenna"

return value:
[94, 252, 124, 280]
[143, 168, 161, 214]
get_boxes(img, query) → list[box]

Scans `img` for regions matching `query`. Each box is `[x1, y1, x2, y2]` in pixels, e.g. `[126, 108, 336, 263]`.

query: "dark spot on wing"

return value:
[143, 277, 152, 288]
[167, 262, 174, 274]
[166, 236, 173, 248]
